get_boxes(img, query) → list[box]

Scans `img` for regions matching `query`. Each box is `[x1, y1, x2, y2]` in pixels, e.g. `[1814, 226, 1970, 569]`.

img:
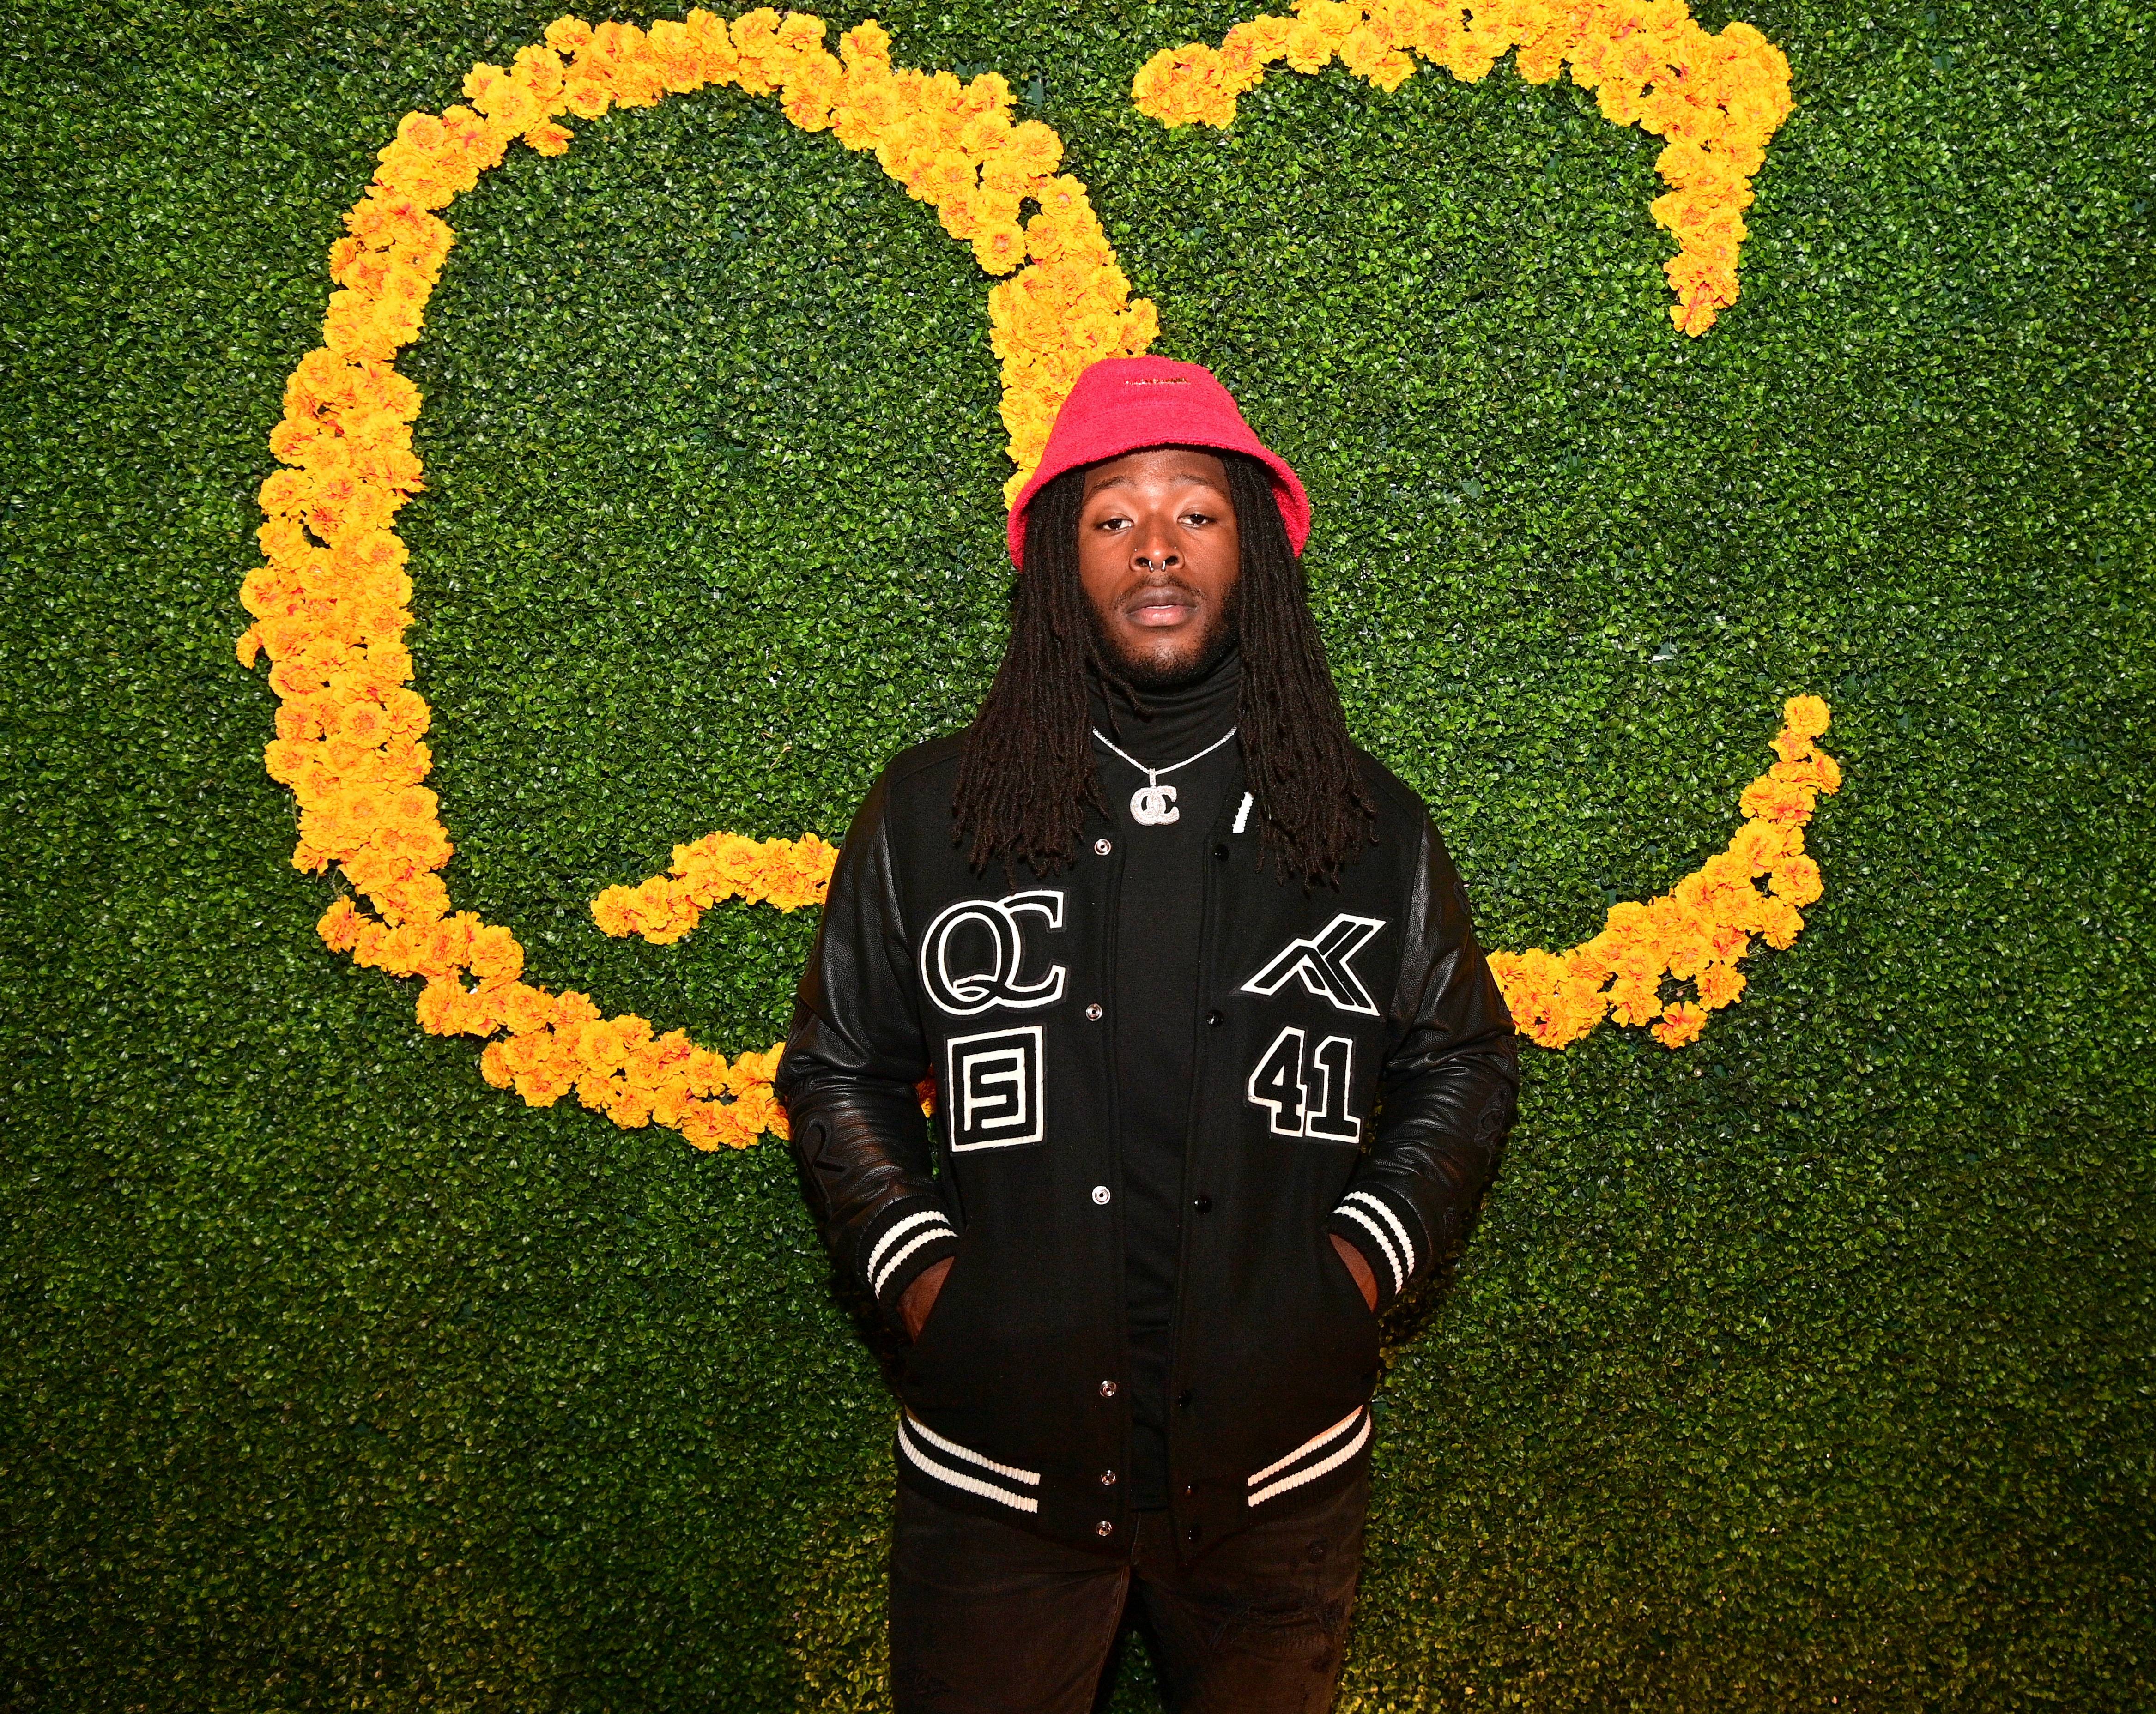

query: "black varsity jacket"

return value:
[775, 730, 1519, 1560]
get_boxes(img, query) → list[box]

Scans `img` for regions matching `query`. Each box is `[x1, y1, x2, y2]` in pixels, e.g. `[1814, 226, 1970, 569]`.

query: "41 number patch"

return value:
[1246, 1026, 1361, 1144]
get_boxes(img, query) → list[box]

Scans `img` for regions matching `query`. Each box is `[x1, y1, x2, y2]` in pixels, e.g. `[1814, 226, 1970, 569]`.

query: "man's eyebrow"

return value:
[1087, 469, 1229, 497]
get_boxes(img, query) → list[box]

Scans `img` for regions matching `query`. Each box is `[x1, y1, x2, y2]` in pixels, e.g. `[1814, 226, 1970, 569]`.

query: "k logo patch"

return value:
[1240, 914, 1386, 1016]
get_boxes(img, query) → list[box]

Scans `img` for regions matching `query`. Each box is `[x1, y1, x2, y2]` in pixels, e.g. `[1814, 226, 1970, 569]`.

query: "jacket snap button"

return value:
[1091, 1185, 1111, 1206]
[1187, 1522, 1203, 1544]
[1085, 1002, 1103, 1021]
[1094, 838, 1112, 856]
[1212, 843, 1229, 861]
[1099, 1379, 1119, 1398]
[1175, 1389, 1192, 1409]
[1096, 1520, 1114, 1538]
[1205, 1008, 1223, 1026]
[1181, 1482, 1195, 1498]
[1192, 1195, 1212, 1213]
[1100, 1469, 1117, 1486]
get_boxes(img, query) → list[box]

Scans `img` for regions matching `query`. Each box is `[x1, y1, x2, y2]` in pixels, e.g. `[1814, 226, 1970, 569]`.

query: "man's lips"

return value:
[1123, 588, 1199, 628]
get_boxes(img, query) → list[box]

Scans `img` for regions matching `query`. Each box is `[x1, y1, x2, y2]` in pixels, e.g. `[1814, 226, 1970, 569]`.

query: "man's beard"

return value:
[1085, 580, 1242, 692]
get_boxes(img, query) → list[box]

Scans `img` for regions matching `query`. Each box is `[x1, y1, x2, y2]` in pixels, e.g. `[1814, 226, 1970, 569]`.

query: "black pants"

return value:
[888, 1467, 1369, 1714]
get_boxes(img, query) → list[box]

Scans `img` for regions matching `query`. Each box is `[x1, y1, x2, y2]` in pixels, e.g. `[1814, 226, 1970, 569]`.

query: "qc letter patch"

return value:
[946, 1026, 1046, 1151]
[921, 891, 1067, 1017]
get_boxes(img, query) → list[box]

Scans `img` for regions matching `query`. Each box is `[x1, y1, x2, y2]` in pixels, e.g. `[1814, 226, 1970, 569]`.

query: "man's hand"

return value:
[899, 1255, 953, 1341]
[1330, 1233, 1379, 1313]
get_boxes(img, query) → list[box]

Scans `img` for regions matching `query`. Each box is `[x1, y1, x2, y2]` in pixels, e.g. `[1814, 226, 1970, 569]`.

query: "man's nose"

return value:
[1132, 523, 1181, 573]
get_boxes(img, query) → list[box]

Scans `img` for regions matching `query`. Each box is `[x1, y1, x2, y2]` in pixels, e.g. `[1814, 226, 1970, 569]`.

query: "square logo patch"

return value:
[945, 1026, 1045, 1152]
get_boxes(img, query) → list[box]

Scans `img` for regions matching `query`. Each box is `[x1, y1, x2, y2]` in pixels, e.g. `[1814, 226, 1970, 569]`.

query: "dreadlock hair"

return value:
[951, 449, 1377, 886]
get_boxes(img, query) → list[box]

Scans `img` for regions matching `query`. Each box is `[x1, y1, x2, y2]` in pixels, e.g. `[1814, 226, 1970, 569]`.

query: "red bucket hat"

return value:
[1005, 356, 1311, 567]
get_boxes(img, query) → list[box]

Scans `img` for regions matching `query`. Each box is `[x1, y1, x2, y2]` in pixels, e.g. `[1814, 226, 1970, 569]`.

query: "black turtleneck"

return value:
[1086, 648, 1244, 1510]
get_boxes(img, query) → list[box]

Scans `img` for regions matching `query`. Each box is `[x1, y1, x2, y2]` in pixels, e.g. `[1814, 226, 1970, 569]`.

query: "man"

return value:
[775, 355, 1519, 1713]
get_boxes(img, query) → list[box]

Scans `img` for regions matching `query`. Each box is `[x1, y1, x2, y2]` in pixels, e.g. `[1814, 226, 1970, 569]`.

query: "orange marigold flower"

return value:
[497, 984, 553, 1035]
[1606, 977, 1663, 1029]
[1782, 694, 1831, 739]
[468, 923, 524, 984]
[551, 990, 602, 1029]
[1770, 727, 1813, 764]
[544, 16, 594, 56]
[1651, 1002, 1708, 1048]
[917, 148, 978, 206]
[1738, 775, 1815, 826]
[1708, 920, 1750, 961]
[839, 19, 892, 67]
[418, 914, 478, 977]
[336, 700, 388, 744]
[606, 1081, 659, 1128]
[1696, 961, 1746, 1009]
[1772, 750, 1843, 793]
[679, 1099, 753, 1152]
[1769, 854, 1823, 907]
[1283, 17, 1334, 73]
[783, 78, 840, 132]
[560, 71, 612, 119]
[416, 975, 466, 1035]
[589, 885, 640, 940]
[317, 896, 366, 952]
[511, 1064, 575, 1108]
[1728, 818, 1794, 871]
[512, 41, 567, 98]
[1757, 897, 1804, 951]
[371, 871, 451, 925]
[1337, 24, 1391, 81]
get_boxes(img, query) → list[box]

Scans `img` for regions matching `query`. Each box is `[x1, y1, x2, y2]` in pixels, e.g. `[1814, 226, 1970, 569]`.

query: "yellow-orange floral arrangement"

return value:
[241, 8, 1834, 1155]
[1132, 0, 1793, 333]
[238, 7, 1158, 1149]
[1487, 695, 1839, 1049]
[591, 830, 838, 944]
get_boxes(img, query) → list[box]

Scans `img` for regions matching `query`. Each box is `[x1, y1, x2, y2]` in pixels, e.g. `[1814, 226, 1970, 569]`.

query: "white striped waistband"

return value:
[1247, 1406, 1372, 1508]
[898, 1412, 1041, 1515]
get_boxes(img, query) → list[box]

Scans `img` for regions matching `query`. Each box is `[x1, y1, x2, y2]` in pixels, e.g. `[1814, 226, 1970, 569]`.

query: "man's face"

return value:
[1077, 447, 1242, 688]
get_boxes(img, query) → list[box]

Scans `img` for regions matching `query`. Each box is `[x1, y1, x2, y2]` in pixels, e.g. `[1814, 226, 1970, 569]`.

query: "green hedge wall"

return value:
[5, 0, 2151, 1707]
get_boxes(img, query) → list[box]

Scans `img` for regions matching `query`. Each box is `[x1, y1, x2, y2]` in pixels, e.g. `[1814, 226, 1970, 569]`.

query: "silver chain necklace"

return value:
[1091, 725, 1238, 827]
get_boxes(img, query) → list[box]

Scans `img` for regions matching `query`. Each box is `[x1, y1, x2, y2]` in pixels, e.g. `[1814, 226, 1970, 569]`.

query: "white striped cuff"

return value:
[1327, 1183, 1429, 1309]
[860, 1203, 960, 1305]
[1343, 1189, 1418, 1279]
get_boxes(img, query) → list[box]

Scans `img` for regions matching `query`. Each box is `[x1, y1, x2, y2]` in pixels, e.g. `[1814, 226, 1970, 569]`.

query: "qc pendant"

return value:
[1130, 785, 1180, 826]
[1094, 724, 1233, 832]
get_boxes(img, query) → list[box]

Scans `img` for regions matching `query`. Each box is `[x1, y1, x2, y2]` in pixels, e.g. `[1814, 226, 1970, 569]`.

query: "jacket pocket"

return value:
[907, 1247, 962, 1347]
[904, 1227, 978, 1376]
[1319, 1225, 1380, 1325]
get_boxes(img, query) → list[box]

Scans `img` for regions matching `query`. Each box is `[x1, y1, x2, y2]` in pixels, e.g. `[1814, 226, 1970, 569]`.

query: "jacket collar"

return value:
[1084, 646, 1241, 767]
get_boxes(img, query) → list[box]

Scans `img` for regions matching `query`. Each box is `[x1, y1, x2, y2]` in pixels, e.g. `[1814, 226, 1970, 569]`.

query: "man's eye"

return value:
[1182, 511, 1213, 526]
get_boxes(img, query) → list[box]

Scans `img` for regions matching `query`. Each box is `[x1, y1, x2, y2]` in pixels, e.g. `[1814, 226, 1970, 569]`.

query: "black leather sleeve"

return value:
[1326, 811, 1520, 1313]
[774, 771, 956, 1330]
